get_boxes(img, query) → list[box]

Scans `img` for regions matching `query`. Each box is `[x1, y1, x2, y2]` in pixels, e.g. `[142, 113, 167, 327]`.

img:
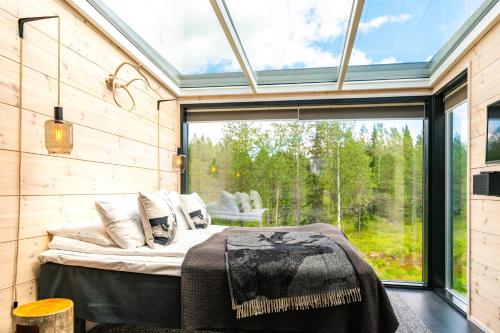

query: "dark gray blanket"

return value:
[182, 223, 399, 333]
[226, 231, 361, 318]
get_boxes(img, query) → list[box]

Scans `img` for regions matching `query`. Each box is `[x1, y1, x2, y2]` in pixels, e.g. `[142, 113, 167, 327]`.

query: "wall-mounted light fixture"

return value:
[172, 147, 186, 173]
[107, 61, 162, 111]
[19, 15, 73, 154]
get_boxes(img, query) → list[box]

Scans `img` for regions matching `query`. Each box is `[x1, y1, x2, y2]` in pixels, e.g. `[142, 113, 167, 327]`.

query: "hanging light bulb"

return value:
[208, 158, 219, 176]
[172, 147, 186, 173]
[45, 106, 73, 154]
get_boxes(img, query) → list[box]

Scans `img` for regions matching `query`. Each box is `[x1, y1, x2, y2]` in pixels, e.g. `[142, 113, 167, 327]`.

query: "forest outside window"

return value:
[185, 103, 425, 283]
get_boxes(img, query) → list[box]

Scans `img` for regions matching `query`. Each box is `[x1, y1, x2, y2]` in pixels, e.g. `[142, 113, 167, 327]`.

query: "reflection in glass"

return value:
[188, 118, 424, 282]
[445, 102, 468, 298]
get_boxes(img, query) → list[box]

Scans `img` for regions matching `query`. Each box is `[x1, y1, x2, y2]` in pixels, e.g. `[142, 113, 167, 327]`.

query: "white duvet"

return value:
[38, 225, 227, 277]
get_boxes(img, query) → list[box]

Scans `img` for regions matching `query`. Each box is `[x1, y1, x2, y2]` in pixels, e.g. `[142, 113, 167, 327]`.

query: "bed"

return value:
[39, 223, 398, 333]
[39, 226, 227, 332]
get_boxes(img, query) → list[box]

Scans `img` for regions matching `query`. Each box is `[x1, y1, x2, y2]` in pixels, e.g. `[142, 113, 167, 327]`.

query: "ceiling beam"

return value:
[337, 0, 365, 90]
[209, 0, 258, 94]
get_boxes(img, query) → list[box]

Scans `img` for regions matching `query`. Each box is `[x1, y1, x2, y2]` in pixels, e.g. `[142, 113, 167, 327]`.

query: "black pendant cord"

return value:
[13, 15, 60, 310]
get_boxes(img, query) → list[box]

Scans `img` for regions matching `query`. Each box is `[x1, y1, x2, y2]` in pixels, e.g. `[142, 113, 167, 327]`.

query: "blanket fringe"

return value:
[233, 287, 362, 319]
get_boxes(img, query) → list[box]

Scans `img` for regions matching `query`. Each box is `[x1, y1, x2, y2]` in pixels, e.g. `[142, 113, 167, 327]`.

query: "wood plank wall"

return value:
[0, 0, 179, 331]
[434, 22, 500, 332]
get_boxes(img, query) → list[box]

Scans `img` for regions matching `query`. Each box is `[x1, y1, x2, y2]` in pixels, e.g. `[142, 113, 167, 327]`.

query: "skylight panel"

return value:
[346, 0, 486, 77]
[96, 0, 242, 77]
[225, 0, 354, 83]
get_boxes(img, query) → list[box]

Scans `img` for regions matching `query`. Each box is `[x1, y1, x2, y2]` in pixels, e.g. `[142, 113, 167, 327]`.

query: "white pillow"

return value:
[163, 190, 190, 231]
[179, 193, 211, 230]
[249, 190, 263, 209]
[95, 197, 145, 249]
[219, 191, 240, 213]
[48, 220, 115, 246]
[235, 192, 252, 212]
[138, 191, 178, 248]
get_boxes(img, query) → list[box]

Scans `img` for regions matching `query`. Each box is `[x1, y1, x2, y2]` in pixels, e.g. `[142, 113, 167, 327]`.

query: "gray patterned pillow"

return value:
[179, 193, 211, 230]
[138, 191, 178, 248]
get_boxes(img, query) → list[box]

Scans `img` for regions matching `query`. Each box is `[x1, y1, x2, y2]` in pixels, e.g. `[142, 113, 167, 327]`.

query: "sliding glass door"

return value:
[185, 103, 425, 283]
[445, 100, 468, 299]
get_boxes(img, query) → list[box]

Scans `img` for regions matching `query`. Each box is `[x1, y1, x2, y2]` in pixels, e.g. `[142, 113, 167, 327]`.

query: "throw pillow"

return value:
[235, 192, 252, 212]
[162, 190, 191, 231]
[48, 220, 116, 246]
[95, 197, 145, 249]
[249, 190, 263, 209]
[179, 193, 211, 229]
[138, 191, 178, 248]
[219, 191, 240, 213]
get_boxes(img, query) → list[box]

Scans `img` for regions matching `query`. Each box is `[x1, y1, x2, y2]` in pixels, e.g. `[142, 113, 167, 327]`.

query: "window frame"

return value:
[429, 70, 468, 314]
[180, 95, 431, 288]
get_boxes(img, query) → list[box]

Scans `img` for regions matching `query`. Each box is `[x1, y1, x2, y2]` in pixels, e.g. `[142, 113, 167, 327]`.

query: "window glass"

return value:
[445, 102, 468, 298]
[225, 0, 353, 83]
[188, 116, 424, 282]
[98, 0, 241, 76]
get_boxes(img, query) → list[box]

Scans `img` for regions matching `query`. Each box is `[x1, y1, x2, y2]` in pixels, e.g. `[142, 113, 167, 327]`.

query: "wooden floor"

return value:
[388, 288, 483, 333]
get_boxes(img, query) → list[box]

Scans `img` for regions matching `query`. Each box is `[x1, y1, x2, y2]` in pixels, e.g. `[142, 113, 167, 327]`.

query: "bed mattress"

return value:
[38, 225, 227, 276]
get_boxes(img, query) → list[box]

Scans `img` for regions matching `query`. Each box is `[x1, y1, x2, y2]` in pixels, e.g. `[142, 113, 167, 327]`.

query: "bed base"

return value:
[39, 263, 181, 332]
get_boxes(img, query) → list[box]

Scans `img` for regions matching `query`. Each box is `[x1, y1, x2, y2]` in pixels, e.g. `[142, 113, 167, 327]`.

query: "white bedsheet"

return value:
[38, 225, 227, 276]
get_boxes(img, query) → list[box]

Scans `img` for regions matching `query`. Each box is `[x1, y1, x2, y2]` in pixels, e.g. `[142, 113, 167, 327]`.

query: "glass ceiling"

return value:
[346, 0, 488, 81]
[89, 0, 497, 89]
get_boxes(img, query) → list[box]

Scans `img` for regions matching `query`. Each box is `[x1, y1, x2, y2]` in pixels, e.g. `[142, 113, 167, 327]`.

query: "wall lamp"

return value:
[19, 15, 73, 154]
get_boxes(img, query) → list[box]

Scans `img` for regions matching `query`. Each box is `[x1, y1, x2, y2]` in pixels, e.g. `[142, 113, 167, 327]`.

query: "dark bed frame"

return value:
[39, 263, 181, 333]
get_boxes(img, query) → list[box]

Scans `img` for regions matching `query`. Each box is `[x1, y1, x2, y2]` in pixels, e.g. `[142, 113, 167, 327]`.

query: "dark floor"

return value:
[388, 288, 483, 333]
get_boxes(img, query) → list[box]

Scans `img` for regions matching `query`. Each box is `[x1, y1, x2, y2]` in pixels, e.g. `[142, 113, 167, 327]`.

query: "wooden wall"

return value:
[433, 22, 500, 332]
[0, 0, 179, 331]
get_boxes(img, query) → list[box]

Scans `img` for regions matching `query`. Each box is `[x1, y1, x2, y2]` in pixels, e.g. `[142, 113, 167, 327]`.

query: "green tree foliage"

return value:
[188, 120, 425, 282]
[188, 120, 423, 230]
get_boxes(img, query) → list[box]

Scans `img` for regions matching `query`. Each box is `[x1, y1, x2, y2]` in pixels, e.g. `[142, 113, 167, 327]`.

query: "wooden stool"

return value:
[12, 298, 74, 333]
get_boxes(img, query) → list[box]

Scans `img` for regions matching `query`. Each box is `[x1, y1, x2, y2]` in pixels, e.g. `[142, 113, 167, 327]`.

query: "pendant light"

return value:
[19, 15, 73, 154]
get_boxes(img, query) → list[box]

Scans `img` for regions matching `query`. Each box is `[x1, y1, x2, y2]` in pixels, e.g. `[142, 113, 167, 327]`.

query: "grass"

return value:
[342, 217, 423, 282]
[452, 214, 467, 297]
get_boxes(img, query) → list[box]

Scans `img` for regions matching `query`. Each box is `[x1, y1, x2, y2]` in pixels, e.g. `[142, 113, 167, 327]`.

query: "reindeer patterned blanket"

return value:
[225, 231, 361, 318]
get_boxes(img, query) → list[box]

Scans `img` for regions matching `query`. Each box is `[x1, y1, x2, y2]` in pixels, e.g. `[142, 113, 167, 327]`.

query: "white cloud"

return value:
[103, 0, 405, 74]
[349, 49, 373, 66]
[379, 57, 397, 64]
[358, 14, 411, 33]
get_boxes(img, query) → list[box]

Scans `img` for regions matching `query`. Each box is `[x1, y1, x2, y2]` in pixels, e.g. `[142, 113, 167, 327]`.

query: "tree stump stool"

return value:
[12, 298, 74, 333]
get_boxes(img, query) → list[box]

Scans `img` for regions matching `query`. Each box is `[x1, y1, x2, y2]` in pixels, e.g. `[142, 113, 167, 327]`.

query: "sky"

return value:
[103, 0, 484, 75]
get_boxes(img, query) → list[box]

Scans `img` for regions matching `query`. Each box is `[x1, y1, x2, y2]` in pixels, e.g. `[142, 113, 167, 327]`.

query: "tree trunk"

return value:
[274, 187, 280, 226]
[337, 143, 342, 230]
[357, 209, 361, 235]
[411, 155, 417, 225]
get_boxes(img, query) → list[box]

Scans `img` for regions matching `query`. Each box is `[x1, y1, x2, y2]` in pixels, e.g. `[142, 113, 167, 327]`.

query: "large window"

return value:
[186, 105, 425, 283]
[445, 97, 468, 298]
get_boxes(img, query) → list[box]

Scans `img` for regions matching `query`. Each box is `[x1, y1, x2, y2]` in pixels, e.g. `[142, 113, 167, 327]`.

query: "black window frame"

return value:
[430, 69, 469, 314]
[181, 95, 431, 289]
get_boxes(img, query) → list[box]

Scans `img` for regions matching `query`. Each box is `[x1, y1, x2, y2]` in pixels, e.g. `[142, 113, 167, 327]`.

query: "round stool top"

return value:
[13, 298, 73, 318]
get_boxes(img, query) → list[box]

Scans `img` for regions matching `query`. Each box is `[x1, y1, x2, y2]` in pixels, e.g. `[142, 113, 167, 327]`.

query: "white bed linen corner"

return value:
[38, 225, 228, 277]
